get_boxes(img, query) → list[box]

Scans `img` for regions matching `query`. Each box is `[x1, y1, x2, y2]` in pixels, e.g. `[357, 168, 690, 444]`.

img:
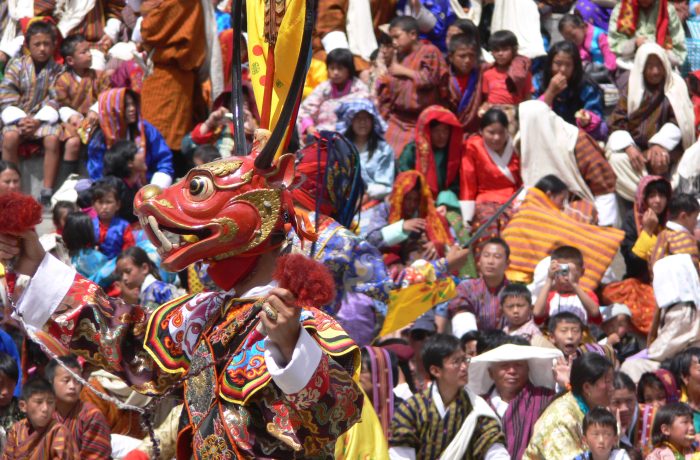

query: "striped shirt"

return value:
[649, 221, 699, 272]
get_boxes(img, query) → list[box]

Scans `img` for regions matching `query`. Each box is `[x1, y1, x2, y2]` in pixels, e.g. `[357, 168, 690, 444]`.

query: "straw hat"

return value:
[467, 344, 563, 395]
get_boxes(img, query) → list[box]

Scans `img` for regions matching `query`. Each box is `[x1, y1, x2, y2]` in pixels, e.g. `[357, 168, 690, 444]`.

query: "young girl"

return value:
[559, 13, 616, 81]
[646, 402, 697, 459]
[460, 108, 521, 256]
[115, 246, 178, 311]
[639, 370, 679, 407]
[335, 99, 394, 203]
[62, 211, 111, 288]
[51, 201, 76, 235]
[0, 161, 20, 196]
[533, 41, 607, 141]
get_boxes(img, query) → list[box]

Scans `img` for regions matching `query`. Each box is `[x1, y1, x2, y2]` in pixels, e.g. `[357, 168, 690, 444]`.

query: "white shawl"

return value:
[491, 0, 546, 58]
[0, 0, 34, 54]
[346, 0, 377, 61]
[519, 100, 595, 202]
[628, 43, 696, 150]
[54, 0, 97, 38]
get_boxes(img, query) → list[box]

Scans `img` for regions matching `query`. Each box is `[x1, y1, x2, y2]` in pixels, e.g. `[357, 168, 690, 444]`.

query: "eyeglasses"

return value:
[448, 356, 471, 367]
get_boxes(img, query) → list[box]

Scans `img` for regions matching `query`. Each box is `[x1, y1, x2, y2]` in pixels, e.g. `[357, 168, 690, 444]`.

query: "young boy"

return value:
[3, 378, 79, 459]
[533, 246, 602, 325]
[500, 283, 542, 342]
[573, 407, 629, 460]
[377, 16, 449, 156]
[390, 334, 508, 459]
[0, 353, 22, 453]
[598, 304, 641, 363]
[480, 30, 532, 135]
[0, 21, 62, 205]
[45, 356, 111, 459]
[447, 34, 483, 134]
[91, 180, 135, 259]
[649, 193, 700, 270]
[54, 35, 112, 177]
[545, 312, 584, 359]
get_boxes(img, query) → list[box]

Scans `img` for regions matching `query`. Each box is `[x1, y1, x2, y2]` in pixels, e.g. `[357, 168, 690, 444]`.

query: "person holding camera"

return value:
[532, 245, 603, 326]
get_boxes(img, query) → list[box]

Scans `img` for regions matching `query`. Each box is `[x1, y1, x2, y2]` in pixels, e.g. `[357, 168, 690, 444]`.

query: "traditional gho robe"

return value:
[15, 254, 364, 459]
[52, 401, 112, 460]
[648, 221, 700, 271]
[53, 69, 111, 139]
[377, 43, 449, 156]
[33, 0, 124, 47]
[523, 392, 587, 460]
[448, 65, 485, 136]
[2, 419, 80, 460]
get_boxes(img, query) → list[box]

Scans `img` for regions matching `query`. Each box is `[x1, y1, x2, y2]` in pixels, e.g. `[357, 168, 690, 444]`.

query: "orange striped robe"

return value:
[502, 187, 624, 291]
[649, 226, 699, 271]
[53, 401, 111, 460]
[34, 0, 124, 44]
[2, 419, 79, 460]
[574, 130, 617, 195]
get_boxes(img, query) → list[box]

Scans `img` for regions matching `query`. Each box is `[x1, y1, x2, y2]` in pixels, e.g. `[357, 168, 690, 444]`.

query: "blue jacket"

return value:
[87, 120, 174, 184]
[93, 216, 131, 259]
[398, 0, 457, 52]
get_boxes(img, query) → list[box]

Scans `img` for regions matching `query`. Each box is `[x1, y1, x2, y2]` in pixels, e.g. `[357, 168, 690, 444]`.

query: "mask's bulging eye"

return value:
[188, 176, 214, 201]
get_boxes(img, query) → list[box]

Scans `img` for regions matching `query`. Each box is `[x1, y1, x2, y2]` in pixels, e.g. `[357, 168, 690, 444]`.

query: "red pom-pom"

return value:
[273, 254, 336, 307]
[0, 193, 42, 233]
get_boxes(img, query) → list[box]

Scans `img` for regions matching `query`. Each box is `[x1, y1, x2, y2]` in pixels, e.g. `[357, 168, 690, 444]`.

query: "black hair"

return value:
[117, 246, 161, 280]
[535, 174, 568, 196]
[77, 187, 93, 209]
[344, 110, 380, 157]
[449, 18, 481, 47]
[644, 179, 672, 203]
[60, 34, 87, 60]
[570, 353, 613, 398]
[103, 140, 138, 179]
[543, 40, 585, 93]
[480, 108, 509, 130]
[369, 48, 379, 62]
[551, 245, 584, 269]
[500, 335, 530, 346]
[422, 333, 462, 380]
[651, 402, 694, 446]
[45, 355, 81, 385]
[62, 211, 96, 253]
[389, 16, 419, 35]
[488, 30, 518, 51]
[613, 371, 636, 393]
[91, 180, 121, 203]
[548, 311, 584, 333]
[193, 145, 222, 164]
[360, 347, 400, 388]
[0, 352, 19, 385]
[20, 377, 54, 402]
[377, 31, 393, 47]
[583, 406, 618, 435]
[460, 330, 480, 349]
[558, 13, 586, 33]
[678, 347, 700, 382]
[638, 372, 666, 403]
[52, 201, 76, 229]
[448, 33, 480, 55]
[25, 21, 57, 44]
[0, 160, 20, 177]
[326, 48, 357, 78]
[476, 329, 507, 354]
[499, 283, 532, 307]
[482, 237, 511, 259]
[668, 193, 700, 219]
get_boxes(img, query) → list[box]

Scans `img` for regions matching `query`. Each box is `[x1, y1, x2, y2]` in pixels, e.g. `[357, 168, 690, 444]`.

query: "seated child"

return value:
[53, 35, 111, 177]
[52, 202, 77, 236]
[649, 194, 700, 270]
[638, 371, 678, 408]
[543, 312, 584, 360]
[116, 246, 179, 311]
[0, 21, 62, 205]
[103, 140, 147, 224]
[646, 402, 697, 459]
[3, 377, 79, 459]
[480, 30, 532, 135]
[193, 144, 222, 167]
[558, 13, 616, 82]
[447, 33, 484, 134]
[91, 180, 134, 259]
[0, 352, 21, 453]
[500, 283, 542, 342]
[45, 356, 111, 459]
[597, 304, 641, 363]
[533, 246, 602, 325]
[573, 406, 631, 460]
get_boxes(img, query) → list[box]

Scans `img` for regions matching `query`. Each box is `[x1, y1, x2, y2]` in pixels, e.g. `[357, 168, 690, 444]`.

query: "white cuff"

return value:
[484, 443, 511, 460]
[13, 253, 76, 332]
[459, 200, 476, 223]
[104, 18, 122, 42]
[367, 183, 391, 200]
[321, 30, 350, 53]
[89, 102, 99, 114]
[34, 106, 59, 124]
[90, 49, 106, 71]
[59, 107, 81, 123]
[389, 446, 417, 460]
[649, 123, 682, 152]
[0, 35, 25, 59]
[150, 171, 173, 188]
[108, 41, 138, 61]
[1, 106, 27, 125]
[414, 5, 438, 32]
[606, 130, 636, 152]
[451, 311, 478, 339]
[132, 17, 143, 44]
[264, 327, 322, 395]
[380, 220, 409, 246]
[594, 192, 619, 227]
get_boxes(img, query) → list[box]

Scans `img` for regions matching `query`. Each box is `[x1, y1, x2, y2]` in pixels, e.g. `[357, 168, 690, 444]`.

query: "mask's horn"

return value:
[230, 0, 247, 156]
[253, 0, 316, 170]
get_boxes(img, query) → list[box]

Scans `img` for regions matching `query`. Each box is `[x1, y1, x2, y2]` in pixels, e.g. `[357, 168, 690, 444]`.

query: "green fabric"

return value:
[381, 220, 409, 246]
[397, 142, 459, 195]
[436, 190, 460, 210]
[445, 210, 477, 278]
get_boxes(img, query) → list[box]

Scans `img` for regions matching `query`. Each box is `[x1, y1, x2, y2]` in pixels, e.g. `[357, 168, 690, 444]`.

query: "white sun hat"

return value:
[467, 344, 564, 395]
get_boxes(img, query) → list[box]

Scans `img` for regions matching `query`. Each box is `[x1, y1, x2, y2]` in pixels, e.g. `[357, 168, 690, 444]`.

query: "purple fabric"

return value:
[336, 292, 377, 347]
[575, 0, 613, 31]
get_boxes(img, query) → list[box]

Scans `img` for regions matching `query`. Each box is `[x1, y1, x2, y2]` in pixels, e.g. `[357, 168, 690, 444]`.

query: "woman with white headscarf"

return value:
[606, 43, 696, 201]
